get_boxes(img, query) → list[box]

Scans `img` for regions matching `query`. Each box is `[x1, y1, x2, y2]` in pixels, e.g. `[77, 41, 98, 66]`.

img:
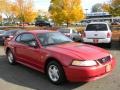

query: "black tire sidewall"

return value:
[46, 61, 65, 85]
[107, 42, 111, 48]
[7, 50, 16, 65]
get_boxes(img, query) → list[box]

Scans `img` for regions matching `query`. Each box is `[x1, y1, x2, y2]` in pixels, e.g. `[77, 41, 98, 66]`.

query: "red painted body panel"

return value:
[4, 30, 116, 82]
[63, 58, 116, 82]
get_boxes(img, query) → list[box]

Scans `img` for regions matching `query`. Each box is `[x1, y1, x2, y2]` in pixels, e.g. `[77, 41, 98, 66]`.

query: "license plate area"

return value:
[93, 39, 98, 43]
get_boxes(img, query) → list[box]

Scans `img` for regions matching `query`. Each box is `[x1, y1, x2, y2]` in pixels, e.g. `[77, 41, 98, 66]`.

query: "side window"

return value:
[20, 34, 36, 45]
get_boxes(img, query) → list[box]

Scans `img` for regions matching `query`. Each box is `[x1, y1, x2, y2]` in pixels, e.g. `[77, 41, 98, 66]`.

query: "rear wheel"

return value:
[7, 50, 16, 65]
[46, 61, 65, 85]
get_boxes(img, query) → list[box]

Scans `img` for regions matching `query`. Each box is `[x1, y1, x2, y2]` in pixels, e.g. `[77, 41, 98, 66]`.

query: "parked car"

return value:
[19, 23, 29, 26]
[82, 22, 112, 48]
[58, 28, 81, 41]
[0, 30, 6, 45]
[5, 30, 116, 85]
[0, 30, 6, 35]
[111, 22, 120, 25]
[35, 20, 51, 27]
[0, 29, 25, 45]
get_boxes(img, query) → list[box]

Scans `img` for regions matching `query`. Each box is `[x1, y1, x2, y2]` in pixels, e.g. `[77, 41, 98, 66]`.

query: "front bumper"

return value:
[63, 58, 116, 82]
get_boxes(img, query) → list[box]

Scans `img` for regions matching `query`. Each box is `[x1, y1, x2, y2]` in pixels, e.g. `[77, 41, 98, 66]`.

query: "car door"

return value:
[15, 33, 43, 69]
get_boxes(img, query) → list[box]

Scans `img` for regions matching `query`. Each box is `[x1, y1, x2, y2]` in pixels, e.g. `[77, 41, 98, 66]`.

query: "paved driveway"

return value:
[0, 41, 120, 90]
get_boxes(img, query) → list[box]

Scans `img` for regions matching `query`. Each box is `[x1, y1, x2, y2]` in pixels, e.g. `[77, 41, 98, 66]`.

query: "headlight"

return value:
[72, 60, 97, 66]
[110, 54, 112, 59]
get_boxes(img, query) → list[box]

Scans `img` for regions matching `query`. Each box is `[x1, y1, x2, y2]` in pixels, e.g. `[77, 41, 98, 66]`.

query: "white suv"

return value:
[82, 22, 112, 47]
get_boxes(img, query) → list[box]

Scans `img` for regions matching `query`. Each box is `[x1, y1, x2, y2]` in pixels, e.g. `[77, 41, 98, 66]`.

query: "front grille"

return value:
[97, 56, 111, 64]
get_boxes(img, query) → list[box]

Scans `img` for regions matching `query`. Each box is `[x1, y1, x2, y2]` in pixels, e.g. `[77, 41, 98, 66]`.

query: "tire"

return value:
[46, 61, 65, 85]
[104, 42, 111, 48]
[7, 50, 16, 65]
[72, 38, 76, 41]
[107, 42, 111, 48]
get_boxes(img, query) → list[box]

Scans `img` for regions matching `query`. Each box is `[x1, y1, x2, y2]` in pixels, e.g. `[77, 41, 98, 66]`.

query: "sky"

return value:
[34, 0, 110, 13]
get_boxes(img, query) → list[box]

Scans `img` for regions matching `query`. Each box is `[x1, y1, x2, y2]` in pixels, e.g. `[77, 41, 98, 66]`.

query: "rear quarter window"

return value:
[86, 24, 108, 31]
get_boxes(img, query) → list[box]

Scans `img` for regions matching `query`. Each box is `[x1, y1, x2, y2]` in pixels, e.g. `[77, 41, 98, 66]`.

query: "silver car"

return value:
[58, 28, 81, 41]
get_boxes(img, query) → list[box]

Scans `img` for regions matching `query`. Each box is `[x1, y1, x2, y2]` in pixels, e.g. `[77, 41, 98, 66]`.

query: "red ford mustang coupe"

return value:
[5, 30, 116, 85]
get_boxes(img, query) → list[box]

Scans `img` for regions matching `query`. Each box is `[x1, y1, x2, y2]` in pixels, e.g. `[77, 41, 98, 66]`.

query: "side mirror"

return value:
[4, 35, 13, 39]
[3, 35, 14, 41]
[29, 41, 38, 48]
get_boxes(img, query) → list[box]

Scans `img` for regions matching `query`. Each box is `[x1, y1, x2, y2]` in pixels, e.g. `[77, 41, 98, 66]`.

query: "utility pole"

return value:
[85, 9, 88, 19]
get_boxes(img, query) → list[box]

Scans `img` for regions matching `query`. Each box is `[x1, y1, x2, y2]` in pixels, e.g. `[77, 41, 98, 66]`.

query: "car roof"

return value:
[26, 30, 54, 34]
[88, 22, 108, 24]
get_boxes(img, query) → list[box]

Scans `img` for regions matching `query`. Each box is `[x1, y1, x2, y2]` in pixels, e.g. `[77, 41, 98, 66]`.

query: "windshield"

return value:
[37, 32, 73, 46]
[86, 24, 108, 31]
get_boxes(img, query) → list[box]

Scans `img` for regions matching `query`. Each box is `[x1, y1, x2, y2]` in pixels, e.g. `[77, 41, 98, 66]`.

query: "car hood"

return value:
[46, 42, 110, 60]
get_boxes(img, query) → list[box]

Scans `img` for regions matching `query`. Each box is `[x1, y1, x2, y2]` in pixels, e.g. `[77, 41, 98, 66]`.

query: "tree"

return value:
[0, 0, 7, 24]
[3, 0, 16, 24]
[35, 10, 49, 22]
[109, 0, 120, 16]
[102, 0, 120, 16]
[35, 15, 49, 21]
[91, 3, 103, 12]
[49, 0, 84, 26]
[102, 3, 110, 12]
[0, 15, 2, 22]
[11, 0, 37, 25]
[0, 0, 6, 13]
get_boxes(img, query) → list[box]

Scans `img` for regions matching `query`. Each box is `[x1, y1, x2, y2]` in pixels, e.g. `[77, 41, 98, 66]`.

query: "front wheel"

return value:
[7, 50, 16, 65]
[46, 61, 65, 85]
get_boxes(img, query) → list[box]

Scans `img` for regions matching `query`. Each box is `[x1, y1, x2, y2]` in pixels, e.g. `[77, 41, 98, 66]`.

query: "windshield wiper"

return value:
[43, 43, 57, 46]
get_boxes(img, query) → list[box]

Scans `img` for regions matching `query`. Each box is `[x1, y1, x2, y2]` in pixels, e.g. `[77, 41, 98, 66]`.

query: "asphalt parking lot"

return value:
[0, 41, 120, 90]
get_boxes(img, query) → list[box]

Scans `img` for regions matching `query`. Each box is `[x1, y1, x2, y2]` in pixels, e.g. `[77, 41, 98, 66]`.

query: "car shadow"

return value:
[109, 40, 120, 50]
[99, 40, 120, 50]
[0, 55, 86, 90]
